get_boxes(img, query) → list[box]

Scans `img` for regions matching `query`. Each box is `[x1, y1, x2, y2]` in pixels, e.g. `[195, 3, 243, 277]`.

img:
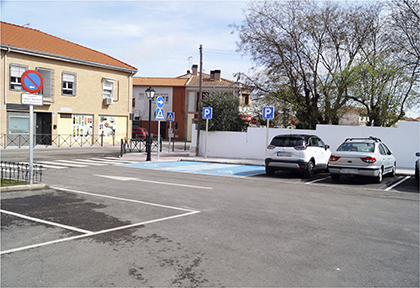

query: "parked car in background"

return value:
[328, 136, 396, 183]
[415, 152, 419, 182]
[265, 134, 331, 178]
[132, 127, 148, 139]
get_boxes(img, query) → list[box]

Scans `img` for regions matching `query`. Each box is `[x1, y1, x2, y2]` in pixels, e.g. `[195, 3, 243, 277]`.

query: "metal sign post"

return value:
[21, 93, 44, 184]
[157, 120, 161, 160]
[166, 112, 174, 153]
[21, 70, 44, 184]
[156, 99, 165, 161]
[263, 107, 274, 157]
[202, 107, 212, 159]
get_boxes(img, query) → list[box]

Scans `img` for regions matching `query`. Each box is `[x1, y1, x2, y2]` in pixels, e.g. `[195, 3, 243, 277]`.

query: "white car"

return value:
[328, 136, 396, 183]
[265, 134, 331, 178]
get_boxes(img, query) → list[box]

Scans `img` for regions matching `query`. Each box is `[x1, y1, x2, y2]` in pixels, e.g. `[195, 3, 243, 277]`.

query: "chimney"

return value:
[192, 64, 198, 75]
[210, 70, 215, 81]
[214, 70, 221, 81]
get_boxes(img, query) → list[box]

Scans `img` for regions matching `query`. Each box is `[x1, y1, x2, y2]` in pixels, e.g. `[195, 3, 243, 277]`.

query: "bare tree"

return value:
[232, 1, 381, 128]
[346, 0, 419, 126]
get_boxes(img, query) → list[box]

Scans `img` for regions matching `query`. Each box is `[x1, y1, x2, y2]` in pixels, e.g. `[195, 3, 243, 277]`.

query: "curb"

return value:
[1, 183, 46, 192]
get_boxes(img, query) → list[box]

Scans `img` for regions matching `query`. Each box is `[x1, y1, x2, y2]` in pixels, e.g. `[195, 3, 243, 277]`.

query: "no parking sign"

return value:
[21, 70, 43, 93]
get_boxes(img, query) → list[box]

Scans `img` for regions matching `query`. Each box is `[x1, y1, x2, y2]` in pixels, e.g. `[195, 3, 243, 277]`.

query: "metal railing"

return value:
[1, 161, 42, 185]
[120, 137, 162, 156]
[1, 134, 115, 148]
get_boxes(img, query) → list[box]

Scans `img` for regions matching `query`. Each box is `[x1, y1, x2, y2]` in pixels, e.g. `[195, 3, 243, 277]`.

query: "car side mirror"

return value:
[388, 151, 392, 155]
[416, 152, 420, 157]
[325, 145, 330, 150]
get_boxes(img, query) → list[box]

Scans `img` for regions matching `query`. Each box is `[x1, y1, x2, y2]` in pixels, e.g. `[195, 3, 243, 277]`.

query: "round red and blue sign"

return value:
[21, 70, 43, 93]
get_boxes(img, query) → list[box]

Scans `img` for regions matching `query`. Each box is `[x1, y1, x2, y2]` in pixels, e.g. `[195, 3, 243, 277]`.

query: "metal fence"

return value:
[120, 138, 190, 156]
[120, 138, 162, 156]
[1, 134, 115, 148]
[1, 161, 43, 185]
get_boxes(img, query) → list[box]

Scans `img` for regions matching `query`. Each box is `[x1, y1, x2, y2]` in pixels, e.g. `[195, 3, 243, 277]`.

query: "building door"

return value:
[36, 112, 52, 145]
[160, 121, 166, 139]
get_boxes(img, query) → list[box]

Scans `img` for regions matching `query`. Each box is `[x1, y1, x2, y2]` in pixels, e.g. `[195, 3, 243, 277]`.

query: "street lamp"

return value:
[145, 86, 156, 161]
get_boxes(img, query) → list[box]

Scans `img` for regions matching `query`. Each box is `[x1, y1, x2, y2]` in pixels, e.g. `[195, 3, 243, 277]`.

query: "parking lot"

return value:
[1, 161, 419, 287]
[123, 161, 419, 193]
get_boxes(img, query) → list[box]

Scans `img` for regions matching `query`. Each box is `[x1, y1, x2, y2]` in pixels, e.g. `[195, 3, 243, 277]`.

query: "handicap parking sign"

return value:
[263, 107, 274, 119]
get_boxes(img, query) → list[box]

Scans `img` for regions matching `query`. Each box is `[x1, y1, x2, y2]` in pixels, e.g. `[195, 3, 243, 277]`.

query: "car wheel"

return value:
[331, 174, 340, 181]
[391, 163, 396, 177]
[375, 169, 383, 183]
[304, 161, 314, 178]
[265, 166, 275, 176]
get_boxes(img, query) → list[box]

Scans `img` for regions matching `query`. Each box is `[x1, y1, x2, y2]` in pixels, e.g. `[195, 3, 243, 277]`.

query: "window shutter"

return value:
[73, 74, 77, 96]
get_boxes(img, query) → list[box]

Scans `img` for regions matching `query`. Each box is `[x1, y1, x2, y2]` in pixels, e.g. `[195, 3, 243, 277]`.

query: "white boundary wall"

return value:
[191, 121, 420, 168]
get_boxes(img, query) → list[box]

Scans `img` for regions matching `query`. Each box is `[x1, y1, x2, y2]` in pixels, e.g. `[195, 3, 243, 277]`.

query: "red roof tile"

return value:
[1, 21, 137, 72]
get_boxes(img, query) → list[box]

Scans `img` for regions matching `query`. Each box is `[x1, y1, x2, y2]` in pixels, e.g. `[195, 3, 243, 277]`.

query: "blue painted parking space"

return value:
[123, 161, 265, 177]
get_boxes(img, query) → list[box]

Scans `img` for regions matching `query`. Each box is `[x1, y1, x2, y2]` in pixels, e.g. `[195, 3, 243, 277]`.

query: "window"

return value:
[379, 144, 387, 155]
[9, 116, 29, 134]
[10, 64, 27, 90]
[36, 68, 53, 100]
[62, 72, 76, 96]
[102, 78, 115, 99]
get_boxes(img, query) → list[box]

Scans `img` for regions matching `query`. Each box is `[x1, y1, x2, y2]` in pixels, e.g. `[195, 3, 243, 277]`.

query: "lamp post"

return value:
[145, 86, 155, 161]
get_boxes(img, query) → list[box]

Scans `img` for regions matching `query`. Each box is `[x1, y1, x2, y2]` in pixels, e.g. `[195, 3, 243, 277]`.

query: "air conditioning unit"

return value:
[104, 98, 113, 105]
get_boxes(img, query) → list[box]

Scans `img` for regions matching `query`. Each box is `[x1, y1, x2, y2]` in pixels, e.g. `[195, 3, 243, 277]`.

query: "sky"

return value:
[2, 0, 418, 117]
[1, 0, 255, 80]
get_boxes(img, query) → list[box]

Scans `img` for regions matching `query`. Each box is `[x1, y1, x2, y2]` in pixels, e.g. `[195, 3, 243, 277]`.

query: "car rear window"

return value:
[337, 142, 374, 152]
[271, 137, 304, 147]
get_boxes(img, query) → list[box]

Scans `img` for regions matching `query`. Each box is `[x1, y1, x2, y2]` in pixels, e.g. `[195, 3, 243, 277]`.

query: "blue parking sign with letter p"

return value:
[263, 106, 274, 119]
[203, 107, 212, 119]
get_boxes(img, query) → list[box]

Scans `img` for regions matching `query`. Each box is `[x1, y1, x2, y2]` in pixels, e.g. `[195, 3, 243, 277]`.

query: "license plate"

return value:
[277, 152, 291, 157]
[341, 168, 358, 174]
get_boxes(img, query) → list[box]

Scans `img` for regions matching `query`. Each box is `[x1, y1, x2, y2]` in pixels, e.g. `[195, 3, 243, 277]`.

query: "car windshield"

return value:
[337, 142, 374, 152]
[271, 137, 304, 147]
[140, 129, 147, 132]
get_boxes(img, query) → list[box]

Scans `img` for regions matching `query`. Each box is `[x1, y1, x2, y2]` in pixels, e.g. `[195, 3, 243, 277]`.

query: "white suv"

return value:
[265, 134, 331, 178]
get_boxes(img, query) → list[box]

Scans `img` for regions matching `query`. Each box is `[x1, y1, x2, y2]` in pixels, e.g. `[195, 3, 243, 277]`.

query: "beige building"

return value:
[1, 22, 137, 146]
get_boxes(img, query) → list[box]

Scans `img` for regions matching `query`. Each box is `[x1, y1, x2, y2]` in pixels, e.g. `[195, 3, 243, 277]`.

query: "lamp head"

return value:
[145, 86, 156, 100]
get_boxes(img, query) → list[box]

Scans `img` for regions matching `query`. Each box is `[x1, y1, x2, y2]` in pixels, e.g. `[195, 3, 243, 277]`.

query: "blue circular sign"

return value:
[156, 96, 165, 108]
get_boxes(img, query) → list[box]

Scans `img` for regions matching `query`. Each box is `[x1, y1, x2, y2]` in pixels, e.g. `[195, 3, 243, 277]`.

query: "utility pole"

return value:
[196, 44, 203, 156]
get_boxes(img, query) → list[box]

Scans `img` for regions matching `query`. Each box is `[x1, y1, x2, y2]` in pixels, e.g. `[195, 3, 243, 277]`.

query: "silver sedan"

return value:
[328, 137, 396, 183]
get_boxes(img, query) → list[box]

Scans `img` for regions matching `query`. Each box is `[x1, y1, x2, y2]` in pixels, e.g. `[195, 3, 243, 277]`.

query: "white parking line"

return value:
[52, 186, 198, 212]
[385, 176, 411, 191]
[0, 209, 93, 234]
[305, 176, 330, 184]
[0, 211, 199, 255]
[94, 174, 213, 190]
[1, 187, 200, 255]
